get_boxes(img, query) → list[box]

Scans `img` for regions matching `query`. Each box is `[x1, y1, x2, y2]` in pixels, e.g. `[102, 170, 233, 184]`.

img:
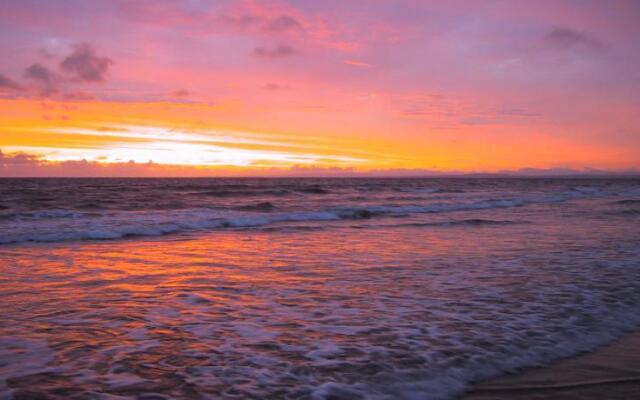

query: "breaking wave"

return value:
[1, 182, 637, 245]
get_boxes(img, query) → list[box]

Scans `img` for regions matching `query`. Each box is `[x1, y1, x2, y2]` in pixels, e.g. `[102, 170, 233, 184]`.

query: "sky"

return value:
[1, 0, 639, 176]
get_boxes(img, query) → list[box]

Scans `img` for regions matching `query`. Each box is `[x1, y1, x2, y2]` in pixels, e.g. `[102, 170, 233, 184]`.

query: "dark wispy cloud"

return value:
[262, 82, 287, 91]
[222, 13, 258, 28]
[265, 15, 302, 32]
[0, 73, 23, 91]
[24, 63, 61, 96]
[224, 13, 302, 33]
[0, 149, 41, 166]
[545, 27, 604, 51]
[254, 44, 296, 58]
[499, 107, 541, 118]
[18, 43, 112, 98]
[171, 89, 190, 97]
[62, 91, 96, 100]
[60, 43, 112, 82]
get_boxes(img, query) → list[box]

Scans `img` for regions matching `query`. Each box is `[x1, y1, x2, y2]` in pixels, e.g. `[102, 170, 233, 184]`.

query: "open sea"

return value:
[1, 177, 640, 399]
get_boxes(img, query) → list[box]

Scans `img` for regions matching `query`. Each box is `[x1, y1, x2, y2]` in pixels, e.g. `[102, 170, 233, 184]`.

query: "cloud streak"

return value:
[265, 15, 302, 32]
[24, 63, 61, 96]
[545, 27, 604, 51]
[254, 44, 296, 58]
[262, 82, 287, 91]
[223, 11, 303, 33]
[0, 73, 23, 91]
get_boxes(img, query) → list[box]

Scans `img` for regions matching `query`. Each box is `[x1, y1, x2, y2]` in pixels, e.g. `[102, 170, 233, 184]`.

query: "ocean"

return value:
[1, 177, 639, 399]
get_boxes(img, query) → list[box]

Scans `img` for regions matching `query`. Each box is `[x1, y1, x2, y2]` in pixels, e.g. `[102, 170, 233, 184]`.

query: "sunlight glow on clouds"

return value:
[0, 0, 639, 176]
[6, 125, 366, 167]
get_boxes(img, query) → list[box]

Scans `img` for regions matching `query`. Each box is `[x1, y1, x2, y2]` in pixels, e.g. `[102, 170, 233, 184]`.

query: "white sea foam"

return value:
[1, 205, 640, 399]
[0, 194, 579, 244]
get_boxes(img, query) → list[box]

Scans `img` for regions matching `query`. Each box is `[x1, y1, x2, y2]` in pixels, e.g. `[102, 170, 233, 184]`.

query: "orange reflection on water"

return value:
[2, 215, 640, 398]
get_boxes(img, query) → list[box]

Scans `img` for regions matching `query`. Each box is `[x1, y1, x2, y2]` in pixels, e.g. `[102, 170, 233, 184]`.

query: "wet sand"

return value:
[462, 330, 640, 399]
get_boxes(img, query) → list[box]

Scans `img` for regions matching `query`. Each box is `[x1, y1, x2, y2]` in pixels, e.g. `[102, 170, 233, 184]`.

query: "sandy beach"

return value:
[463, 330, 640, 399]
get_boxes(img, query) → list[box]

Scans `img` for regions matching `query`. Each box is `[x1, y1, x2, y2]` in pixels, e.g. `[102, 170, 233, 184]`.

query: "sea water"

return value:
[1, 177, 639, 399]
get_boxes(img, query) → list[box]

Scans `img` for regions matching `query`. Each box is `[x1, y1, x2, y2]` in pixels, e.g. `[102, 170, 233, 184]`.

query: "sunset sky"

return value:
[1, 0, 639, 176]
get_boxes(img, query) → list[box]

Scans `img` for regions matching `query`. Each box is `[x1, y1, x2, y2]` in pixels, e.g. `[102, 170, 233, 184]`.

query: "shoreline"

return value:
[461, 330, 640, 399]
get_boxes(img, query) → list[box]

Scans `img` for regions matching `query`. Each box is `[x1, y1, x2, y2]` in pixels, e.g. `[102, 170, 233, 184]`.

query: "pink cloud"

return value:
[343, 60, 371, 68]
[1, 0, 639, 171]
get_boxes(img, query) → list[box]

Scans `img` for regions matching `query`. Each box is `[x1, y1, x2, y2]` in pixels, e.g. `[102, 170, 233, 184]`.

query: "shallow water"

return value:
[1, 178, 640, 399]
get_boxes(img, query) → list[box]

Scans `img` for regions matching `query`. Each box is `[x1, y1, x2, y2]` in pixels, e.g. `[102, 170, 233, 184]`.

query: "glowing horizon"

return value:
[1, 1, 639, 176]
